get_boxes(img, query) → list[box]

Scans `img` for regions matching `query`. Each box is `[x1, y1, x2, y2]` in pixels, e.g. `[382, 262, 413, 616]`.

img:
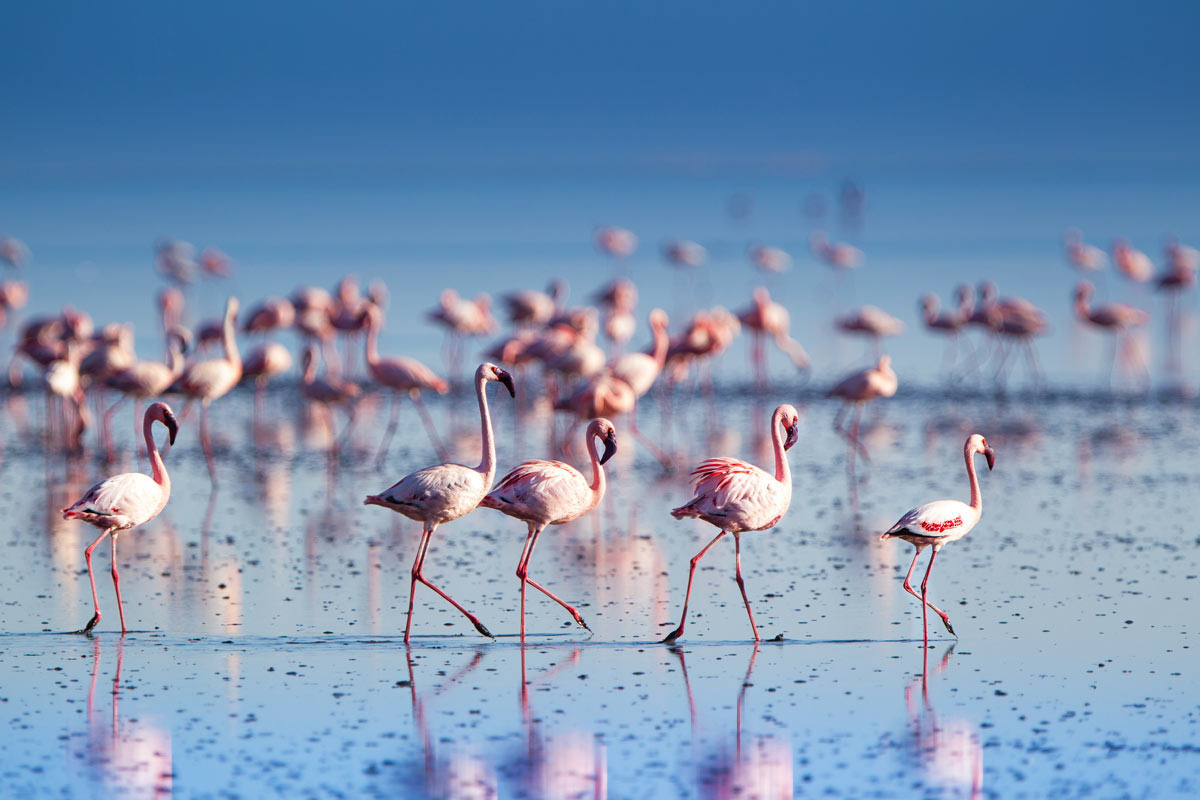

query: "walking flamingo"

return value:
[881, 434, 995, 643]
[661, 404, 800, 643]
[364, 362, 515, 642]
[176, 297, 240, 484]
[829, 355, 898, 460]
[363, 304, 450, 463]
[1063, 228, 1106, 272]
[736, 288, 809, 389]
[835, 305, 905, 357]
[61, 402, 179, 634]
[480, 417, 617, 638]
[1073, 281, 1150, 383]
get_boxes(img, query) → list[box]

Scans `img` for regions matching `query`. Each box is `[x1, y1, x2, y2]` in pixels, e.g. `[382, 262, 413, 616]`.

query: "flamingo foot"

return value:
[575, 614, 592, 633]
[473, 619, 495, 639]
[942, 616, 957, 637]
[660, 627, 684, 645]
[76, 613, 101, 636]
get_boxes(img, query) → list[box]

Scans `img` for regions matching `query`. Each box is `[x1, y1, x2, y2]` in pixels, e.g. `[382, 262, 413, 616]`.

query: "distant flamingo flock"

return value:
[0, 222, 1188, 642]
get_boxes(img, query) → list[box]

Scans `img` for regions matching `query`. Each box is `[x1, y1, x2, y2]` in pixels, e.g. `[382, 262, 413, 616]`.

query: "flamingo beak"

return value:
[784, 422, 799, 451]
[363, 494, 386, 508]
[164, 411, 179, 446]
[496, 368, 516, 397]
[984, 446, 996, 471]
[600, 431, 618, 465]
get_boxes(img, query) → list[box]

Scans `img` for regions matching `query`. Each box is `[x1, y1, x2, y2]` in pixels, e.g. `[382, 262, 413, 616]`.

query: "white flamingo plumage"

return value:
[810, 231, 863, 269]
[1063, 228, 1106, 272]
[881, 434, 995, 642]
[737, 288, 809, 388]
[1073, 281, 1150, 382]
[835, 305, 905, 357]
[1111, 238, 1154, 283]
[176, 297, 241, 484]
[364, 362, 515, 642]
[300, 344, 359, 450]
[61, 402, 179, 634]
[830, 355, 898, 460]
[480, 417, 617, 638]
[661, 404, 800, 644]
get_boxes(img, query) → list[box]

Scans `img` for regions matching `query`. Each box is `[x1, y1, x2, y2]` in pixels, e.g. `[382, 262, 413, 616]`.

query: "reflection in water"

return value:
[76, 636, 174, 797]
[673, 646, 794, 799]
[901, 645, 983, 799]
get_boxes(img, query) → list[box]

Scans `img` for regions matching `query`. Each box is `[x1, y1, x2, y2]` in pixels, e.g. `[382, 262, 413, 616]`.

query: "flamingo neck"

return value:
[145, 416, 170, 495]
[222, 306, 241, 369]
[771, 409, 791, 485]
[1073, 296, 1090, 322]
[475, 373, 497, 483]
[302, 357, 316, 384]
[650, 323, 669, 370]
[165, 338, 185, 377]
[585, 428, 606, 503]
[965, 445, 982, 512]
[365, 320, 380, 367]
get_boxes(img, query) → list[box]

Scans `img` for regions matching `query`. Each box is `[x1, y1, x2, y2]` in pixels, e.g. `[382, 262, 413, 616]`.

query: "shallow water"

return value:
[1, 382, 1198, 798]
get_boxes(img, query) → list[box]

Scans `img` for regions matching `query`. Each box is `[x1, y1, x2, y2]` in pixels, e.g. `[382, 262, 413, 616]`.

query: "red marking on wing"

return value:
[920, 516, 962, 533]
[689, 458, 758, 490]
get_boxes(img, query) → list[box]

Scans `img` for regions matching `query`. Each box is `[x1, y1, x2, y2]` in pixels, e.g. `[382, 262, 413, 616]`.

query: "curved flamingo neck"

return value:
[649, 322, 669, 370]
[1074, 295, 1091, 322]
[474, 372, 497, 483]
[222, 305, 241, 369]
[165, 337, 185, 377]
[964, 445, 982, 512]
[585, 428, 606, 502]
[145, 415, 170, 494]
[771, 409, 790, 485]
[365, 318, 381, 368]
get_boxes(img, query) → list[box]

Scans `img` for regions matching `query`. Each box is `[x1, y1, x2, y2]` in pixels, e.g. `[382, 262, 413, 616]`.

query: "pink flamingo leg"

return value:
[200, 400, 217, 485]
[901, 548, 955, 637]
[376, 393, 402, 465]
[516, 524, 589, 639]
[410, 391, 449, 462]
[732, 533, 760, 642]
[110, 532, 126, 633]
[406, 526, 492, 642]
[78, 528, 113, 634]
[661, 529, 727, 644]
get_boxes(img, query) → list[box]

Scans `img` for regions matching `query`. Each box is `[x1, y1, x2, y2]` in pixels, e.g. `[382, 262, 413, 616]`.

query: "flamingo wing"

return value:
[688, 457, 776, 509]
[484, 460, 591, 523]
[884, 499, 975, 539]
[64, 473, 164, 528]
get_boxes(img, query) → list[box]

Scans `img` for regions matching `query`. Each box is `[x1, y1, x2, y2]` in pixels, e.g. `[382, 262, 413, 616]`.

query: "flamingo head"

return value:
[648, 308, 669, 331]
[919, 293, 938, 315]
[777, 404, 801, 451]
[590, 418, 618, 465]
[480, 362, 516, 397]
[149, 401, 179, 446]
[1074, 280, 1094, 301]
[967, 433, 995, 470]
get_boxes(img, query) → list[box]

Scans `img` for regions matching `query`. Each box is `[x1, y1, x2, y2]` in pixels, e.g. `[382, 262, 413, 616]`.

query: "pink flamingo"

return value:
[62, 402, 179, 634]
[176, 297, 241, 484]
[595, 226, 637, 271]
[1158, 239, 1198, 375]
[662, 239, 706, 268]
[364, 304, 450, 463]
[736, 288, 810, 389]
[300, 343, 359, 451]
[661, 404, 800, 643]
[592, 277, 639, 351]
[241, 341, 293, 411]
[881, 434, 995, 643]
[1063, 228, 1106, 272]
[829, 355, 898, 460]
[747, 243, 791, 274]
[364, 363, 515, 641]
[1111, 238, 1154, 283]
[0, 235, 30, 268]
[427, 289, 498, 377]
[502, 279, 568, 328]
[198, 246, 232, 278]
[835, 305, 905, 358]
[153, 239, 196, 285]
[241, 297, 295, 336]
[919, 288, 976, 374]
[1073, 280, 1150, 382]
[106, 328, 189, 457]
[480, 417, 617, 638]
[810, 231, 863, 270]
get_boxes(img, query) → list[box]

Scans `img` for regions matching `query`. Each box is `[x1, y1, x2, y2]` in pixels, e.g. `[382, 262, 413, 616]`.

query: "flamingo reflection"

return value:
[900, 644, 983, 800]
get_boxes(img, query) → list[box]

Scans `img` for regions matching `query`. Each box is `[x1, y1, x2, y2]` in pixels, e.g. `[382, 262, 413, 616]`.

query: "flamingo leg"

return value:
[410, 391, 449, 462]
[516, 524, 589, 637]
[901, 547, 955, 639]
[110, 532, 126, 633]
[628, 401, 673, 470]
[200, 400, 217, 485]
[660, 529, 727, 644]
[406, 525, 492, 641]
[376, 392, 402, 465]
[732, 533, 760, 642]
[77, 527, 114, 635]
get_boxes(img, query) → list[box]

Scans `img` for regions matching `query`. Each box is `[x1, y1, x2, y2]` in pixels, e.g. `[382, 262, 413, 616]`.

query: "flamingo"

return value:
[881, 434, 995, 643]
[592, 277, 639, 351]
[153, 239, 196, 285]
[0, 235, 30, 268]
[919, 288, 975, 374]
[175, 297, 240, 484]
[661, 404, 800, 644]
[241, 297, 295, 336]
[747, 244, 791, 274]
[106, 328, 189, 439]
[1158, 239, 1198, 375]
[427, 289, 498, 377]
[595, 226, 637, 267]
[198, 246, 232, 278]
[736, 288, 809, 389]
[300, 343, 360, 451]
[363, 304, 450, 463]
[480, 417, 617, 638]
[1073, 281, 1150, 382]
[364, 362, 515, 642]
[502, 279, 568, 328]
[835, 305, 905, 357]
[829, 355, 898, 460]
[662, 239, 707, 268]
[241, 341, 293, 411]
[1063, 228, 1106, 272]
[810, 231, 863, 270]
[1111, 238, 1154, 283]
[61, 402, 179, 634]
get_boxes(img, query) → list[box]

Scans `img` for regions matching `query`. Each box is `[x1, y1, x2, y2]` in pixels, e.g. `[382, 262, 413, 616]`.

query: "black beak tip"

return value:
[165, 414, 179, 445]
[985, 449, 996, 471]
[784, 424, 799, 451]
[497, 370, 516, 397]
[600, 433, 618, 465]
